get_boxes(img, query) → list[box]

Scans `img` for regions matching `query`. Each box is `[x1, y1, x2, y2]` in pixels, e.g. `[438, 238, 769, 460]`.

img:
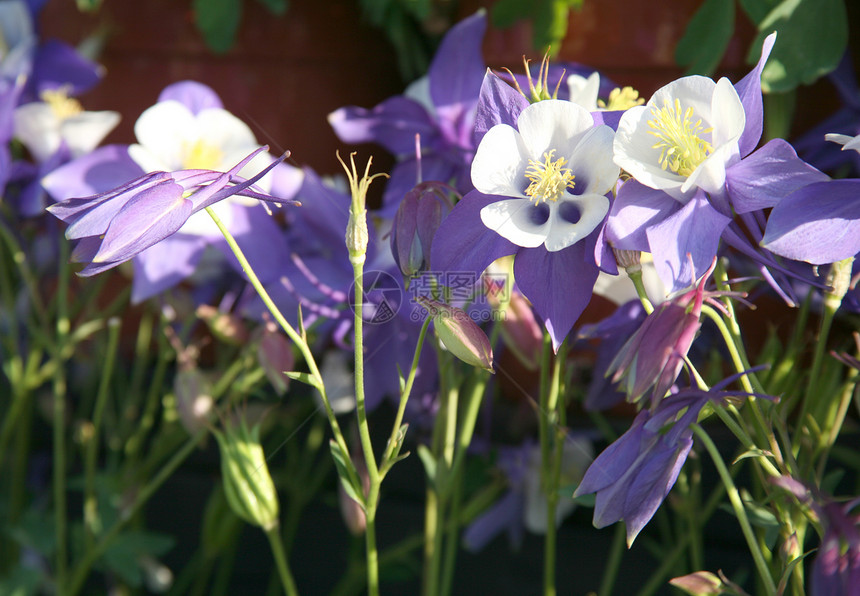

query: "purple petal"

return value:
[157, 80, 223, 114]
[734, 32, 776, 157]
[473, 70, 529, 146]
[514, 241, 599, 351]
[429, 10, 486, 130]
[576, 415, 647, 497]
[92, 183, 192, 266]
[430, 190, 518, 275]
[726, 138, 829, 213]
[131, 234, 207, 303]
[623, 434, 692, 544]
[42, 145, 145, 201]
[463, 491, 523, 552]
[605, 180, 678, 251]
[646, 192, 731, 292]
[328, 96, 439, 155]
[380, 154, 460, 217]
[762, 179, 860, 264]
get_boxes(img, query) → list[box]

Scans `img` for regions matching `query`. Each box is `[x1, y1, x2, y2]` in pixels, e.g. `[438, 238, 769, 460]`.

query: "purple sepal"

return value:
[157, 80, 224, 114]
[646, 191, 730, 292]
[726, 138, 829, 214]
[762, 179, 860, 264]
[514, 241, 599, 352]
[605, 179, 678, 251]
[473, 70, 529, 147]
[734, 32, 776, 157]
[28, 39, 102, 100]
[42, 145, 145, 201]
[328, 97, 439, 155]
[430, 190, 518, 276]
[131, 234, 207, 303]
[591, 110, 624, 131]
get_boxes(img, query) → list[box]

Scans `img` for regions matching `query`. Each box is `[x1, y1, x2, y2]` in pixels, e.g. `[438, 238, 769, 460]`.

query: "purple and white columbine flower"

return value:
[607, 33, 830, 298]
[433, 78, 619, 350]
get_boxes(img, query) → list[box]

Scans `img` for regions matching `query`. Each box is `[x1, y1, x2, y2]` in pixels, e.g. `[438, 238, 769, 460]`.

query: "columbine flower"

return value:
[13, 87, 119, 163]
[762, 133, 860, 264]
[574, 374, 764, 546]
[432, 77, 619, 350]
[606, 33, 831, 295]
[46, 147, 295, 276]
[329, 11, 486, 215]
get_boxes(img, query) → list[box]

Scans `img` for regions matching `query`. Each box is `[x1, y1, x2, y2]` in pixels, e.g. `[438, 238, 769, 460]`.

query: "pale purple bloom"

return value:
[606, 33, 828, 296]
[46, 147, 294, 276]
[329, 11, 486, 215]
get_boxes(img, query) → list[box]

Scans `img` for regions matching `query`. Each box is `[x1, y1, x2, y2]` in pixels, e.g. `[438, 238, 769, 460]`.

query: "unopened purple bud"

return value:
[391, 182, 453, 280]
[417, 297, 493, 372]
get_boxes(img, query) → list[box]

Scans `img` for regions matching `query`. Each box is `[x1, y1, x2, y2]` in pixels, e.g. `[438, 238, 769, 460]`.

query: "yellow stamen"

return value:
[598, 86, 645, 111]
[647, 98, 713, 177]
[524, 149, 575, 203]
[40, 88, 83, 121]
[182, 139, 224, 170]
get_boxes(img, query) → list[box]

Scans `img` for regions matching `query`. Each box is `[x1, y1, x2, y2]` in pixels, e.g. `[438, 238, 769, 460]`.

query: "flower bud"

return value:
[497, 289, 542, 370]
[390, 182, 453, 280]
[417, 297, 493, 372]
[174, 368, 214, 435]
[214, 417, 280, 531]
[668, 571, 723, 596]
[338, 151, 387, 262]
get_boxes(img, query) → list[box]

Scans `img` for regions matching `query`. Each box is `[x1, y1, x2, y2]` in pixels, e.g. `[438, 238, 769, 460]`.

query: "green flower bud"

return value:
[417, 297, 494, 372]
[337, 151, 387, 263]
[214, 417, 279, 531]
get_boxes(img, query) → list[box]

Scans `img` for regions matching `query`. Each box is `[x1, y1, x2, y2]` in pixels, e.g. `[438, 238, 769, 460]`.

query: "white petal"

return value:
[649, 76, 715, 125]
[543, 193, 609, 252]
[567, 72, 600, 111]
[471, 124, 529, 197]
[195, 108, 258, 157]
[826, 133, 860, 153]
[709, 77, 745, 147]
[517, 99, 594, 159]
[566, 124, 618, 196]
[13, 103, 60, 162]
[480, 198, 547, 248]
[133, 100, 197, 170]
[60, 110, 120, 158]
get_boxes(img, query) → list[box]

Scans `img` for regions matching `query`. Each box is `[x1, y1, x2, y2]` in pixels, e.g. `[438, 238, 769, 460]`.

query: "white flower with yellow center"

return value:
[613, 76, 745, 203]
[128, 100, 269, 235]
[13, 88, 120, 162]
[473, 99, 618, 252]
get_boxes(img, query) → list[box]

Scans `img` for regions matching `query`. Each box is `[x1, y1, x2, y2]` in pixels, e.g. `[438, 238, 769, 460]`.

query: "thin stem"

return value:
[266, 526, 299, 596]
[627, 265, 654, 315]
[597, 523, 627, 596]
[53, 237, 71, 594]
[204, 208, 357, 489]
[692, 424, 776, 595]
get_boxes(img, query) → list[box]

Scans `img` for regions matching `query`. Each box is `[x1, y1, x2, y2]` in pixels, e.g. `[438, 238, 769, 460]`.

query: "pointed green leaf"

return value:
[329, 440, 364, 507]
[675, 0, 735, 76]
[193, 0, 242, 54]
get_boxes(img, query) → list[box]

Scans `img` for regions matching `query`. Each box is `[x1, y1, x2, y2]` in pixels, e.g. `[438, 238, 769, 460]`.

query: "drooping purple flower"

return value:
[329, 11, 487, 215]
[432, 70, 619, 350]
[574, 376, 763, 546]
[390, 181, 454, 279]
[46, 147, 295, 276]
[606, 33, 829, 297]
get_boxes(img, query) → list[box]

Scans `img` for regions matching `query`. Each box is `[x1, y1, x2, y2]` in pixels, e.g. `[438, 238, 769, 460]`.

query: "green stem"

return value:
[627, 265, 654, 315]
[692, 424, 776, 595]
[266, 526, 299, 596]
[53, 237, 71, 594]
[597, 523, 627, 596]
[204, 207, 357, 490]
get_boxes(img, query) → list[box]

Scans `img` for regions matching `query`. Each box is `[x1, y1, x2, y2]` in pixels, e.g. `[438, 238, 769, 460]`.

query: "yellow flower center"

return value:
[40, 88, 83, 121]
[524, 149, 575, 204]
[182, 139, 224, 170]
[599, 86, 645, 111]
[647, 98, 713, 177]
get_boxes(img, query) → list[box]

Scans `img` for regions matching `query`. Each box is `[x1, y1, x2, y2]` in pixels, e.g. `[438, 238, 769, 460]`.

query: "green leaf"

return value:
[283, 371, 320, 390]
[675, 0, 736, 76]
[255, 0, 288, 16]
[0, 566, 43, 596]
[75, 0, 103, 13]
[101, 531, 175, 587]
[491, 0, 534, 28]
[193, 0, 243, 54]
[738, 0, 781, 24]
[748, 0, 848, 93]
[416, 444, 437, 489]
[328, 440, 364, 508]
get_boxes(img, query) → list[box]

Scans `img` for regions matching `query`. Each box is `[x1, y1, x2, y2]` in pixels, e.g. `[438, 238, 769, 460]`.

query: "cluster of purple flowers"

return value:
[14, 6, 858, 592]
